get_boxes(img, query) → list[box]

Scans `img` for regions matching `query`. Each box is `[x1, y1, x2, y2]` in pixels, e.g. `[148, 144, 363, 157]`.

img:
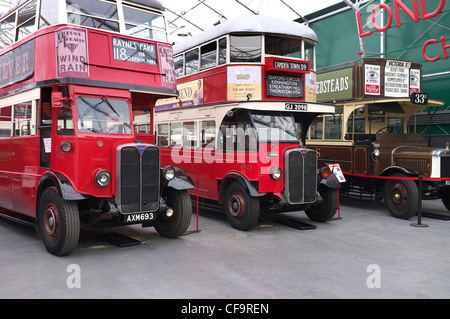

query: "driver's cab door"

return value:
[39, 88, 53, 168]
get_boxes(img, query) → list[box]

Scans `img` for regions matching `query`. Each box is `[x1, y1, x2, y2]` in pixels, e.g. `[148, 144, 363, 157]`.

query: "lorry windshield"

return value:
[76, 96, 132, 134]
[250, 111, 298, 143]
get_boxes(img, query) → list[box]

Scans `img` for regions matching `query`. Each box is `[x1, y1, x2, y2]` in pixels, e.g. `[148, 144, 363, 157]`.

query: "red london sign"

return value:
[356, 0, 447, 62]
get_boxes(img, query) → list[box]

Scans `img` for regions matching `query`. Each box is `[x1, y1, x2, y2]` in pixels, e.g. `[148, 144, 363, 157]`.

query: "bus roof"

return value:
[173, 15, 318, 55]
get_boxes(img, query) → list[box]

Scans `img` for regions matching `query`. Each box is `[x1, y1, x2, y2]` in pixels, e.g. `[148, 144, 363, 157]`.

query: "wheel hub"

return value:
[46, 208, 56, 236]
[230, 195, 241, 216]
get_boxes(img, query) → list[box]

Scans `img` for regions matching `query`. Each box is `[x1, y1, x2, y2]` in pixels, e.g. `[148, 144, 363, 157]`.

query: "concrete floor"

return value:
[0, 197, 449, 299]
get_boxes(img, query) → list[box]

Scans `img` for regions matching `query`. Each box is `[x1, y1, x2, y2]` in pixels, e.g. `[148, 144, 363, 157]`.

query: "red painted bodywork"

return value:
[159, 143, 300, 201]
[0, 25, 176, 218]
[158, 56, 311, 203]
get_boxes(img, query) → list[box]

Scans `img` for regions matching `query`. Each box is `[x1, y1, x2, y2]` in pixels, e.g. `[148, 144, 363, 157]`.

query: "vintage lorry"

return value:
[306, 58, 449, 219]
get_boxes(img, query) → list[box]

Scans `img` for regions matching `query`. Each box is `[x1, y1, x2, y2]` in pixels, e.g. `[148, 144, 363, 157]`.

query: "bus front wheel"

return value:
[383, 173, 418, 219]
[154, 188, 192, 238]
[305, 186, 338, 222]
[38, 187, 80, 256]
[440, 187, 450, 211]
[224, 182, 260, 231]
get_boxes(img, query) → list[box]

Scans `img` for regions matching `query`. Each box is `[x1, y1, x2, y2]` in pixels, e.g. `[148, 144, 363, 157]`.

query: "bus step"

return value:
[97, 232, 141, 247]
[0, 210, 35, 228]
[421, 211, 450, 220]
[274, 218, 316, 230]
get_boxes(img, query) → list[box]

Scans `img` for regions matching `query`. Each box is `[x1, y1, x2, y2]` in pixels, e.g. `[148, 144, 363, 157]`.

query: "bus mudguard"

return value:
[319, 173, 340, 189]
[219, 172, 266, 202]
[160, 166, 195, 191]
[38, 172, 89, 201]
[380, 166, 419, 178]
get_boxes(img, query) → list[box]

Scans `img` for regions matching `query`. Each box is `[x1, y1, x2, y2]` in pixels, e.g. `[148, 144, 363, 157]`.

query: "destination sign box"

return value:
[112, 37, 157, 66]
[265, 57, 310, 74]
[266, 74, 304, 98]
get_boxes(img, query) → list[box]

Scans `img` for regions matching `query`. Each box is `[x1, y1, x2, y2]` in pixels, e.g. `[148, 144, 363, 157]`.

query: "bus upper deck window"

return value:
[265, 36, 301, 59]
[185, 48, 199, 75]
[123, 5, 167, 41]
[174, 55, 184, 78]
[16, 0, 37, 41]
[39, 0, 59, 28]
[66, 0, 119, 32]
[230, 35, 261, 63]
[0, 15, 16, 50]
[218, 38, 227, 65]
[200, 41, 217, 70]
[305, 42, 315, 69]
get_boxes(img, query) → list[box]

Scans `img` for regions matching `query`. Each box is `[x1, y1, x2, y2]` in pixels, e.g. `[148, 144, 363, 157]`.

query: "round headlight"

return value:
[320, 167, 331, 179]
[95, 170, 111, 187]
[270, 166, 282, 180]
[164, 166, 175, 181]
[60, 140, 72, 153]
[373, 149, 381, 157]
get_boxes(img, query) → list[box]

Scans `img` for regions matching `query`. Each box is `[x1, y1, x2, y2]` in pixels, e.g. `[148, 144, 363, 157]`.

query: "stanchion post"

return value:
[411, 176, 429, 228]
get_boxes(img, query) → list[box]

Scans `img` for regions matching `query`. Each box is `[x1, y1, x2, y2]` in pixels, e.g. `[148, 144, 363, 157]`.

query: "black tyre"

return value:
[305, 185, 338, 222]
[38, 187, 80, 256]
[383, 173, 418, 219]
[440, 187, 450, 211]
[224, 181, 260, 231]
[154, 189, 192, 238]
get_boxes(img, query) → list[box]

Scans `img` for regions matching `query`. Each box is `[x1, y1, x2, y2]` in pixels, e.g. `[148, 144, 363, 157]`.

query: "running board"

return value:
[0, 212, 35, 228]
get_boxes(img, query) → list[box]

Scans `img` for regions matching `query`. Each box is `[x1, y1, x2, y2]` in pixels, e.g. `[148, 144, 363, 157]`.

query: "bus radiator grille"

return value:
[285, 149, 317, 204]
[118, 145, 160, 214]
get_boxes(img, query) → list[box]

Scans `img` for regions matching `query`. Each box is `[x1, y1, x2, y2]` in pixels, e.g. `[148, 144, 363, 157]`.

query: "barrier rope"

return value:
[340, 172, 450, 227]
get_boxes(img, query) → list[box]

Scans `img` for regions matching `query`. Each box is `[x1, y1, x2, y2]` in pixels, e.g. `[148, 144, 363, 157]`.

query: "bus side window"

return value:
[230, 35, 261, 63]
[13, 101, 33, 136]
[218, 37, 227, 65]
[201, 120, 215, 148]
[325, 115, 342, 140]
[200, 41, 217, 70]
[183, 121, 198, 148]
[309, 116, 323, 140]
[157, 123, 169, 146]
[133, 108, 151, 134]
[0, 105, 12, 137]
[170, 122, 182, 146]
[236, 110, 256, 152]
[57, 102, 74, 136]
[174, 55, 184, 78]
[185, 48, 199, 75]
[388, 117, 404, 133]
[219, 111, 236, 151]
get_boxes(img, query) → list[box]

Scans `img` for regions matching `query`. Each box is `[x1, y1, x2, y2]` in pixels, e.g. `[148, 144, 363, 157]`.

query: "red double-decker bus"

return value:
[155, 15, 340, 231]
[0, 0, 194, 255]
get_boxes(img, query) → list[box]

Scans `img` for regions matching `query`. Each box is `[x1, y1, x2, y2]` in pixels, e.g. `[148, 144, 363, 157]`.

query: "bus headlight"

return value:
[163, 166, 175, 181]
[320, 167, 331, 179]
[270, 166, 282, 180]
[60, 140, 72, 152]
[373, 149, 381, 157]
[95, 170, 111, 187]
